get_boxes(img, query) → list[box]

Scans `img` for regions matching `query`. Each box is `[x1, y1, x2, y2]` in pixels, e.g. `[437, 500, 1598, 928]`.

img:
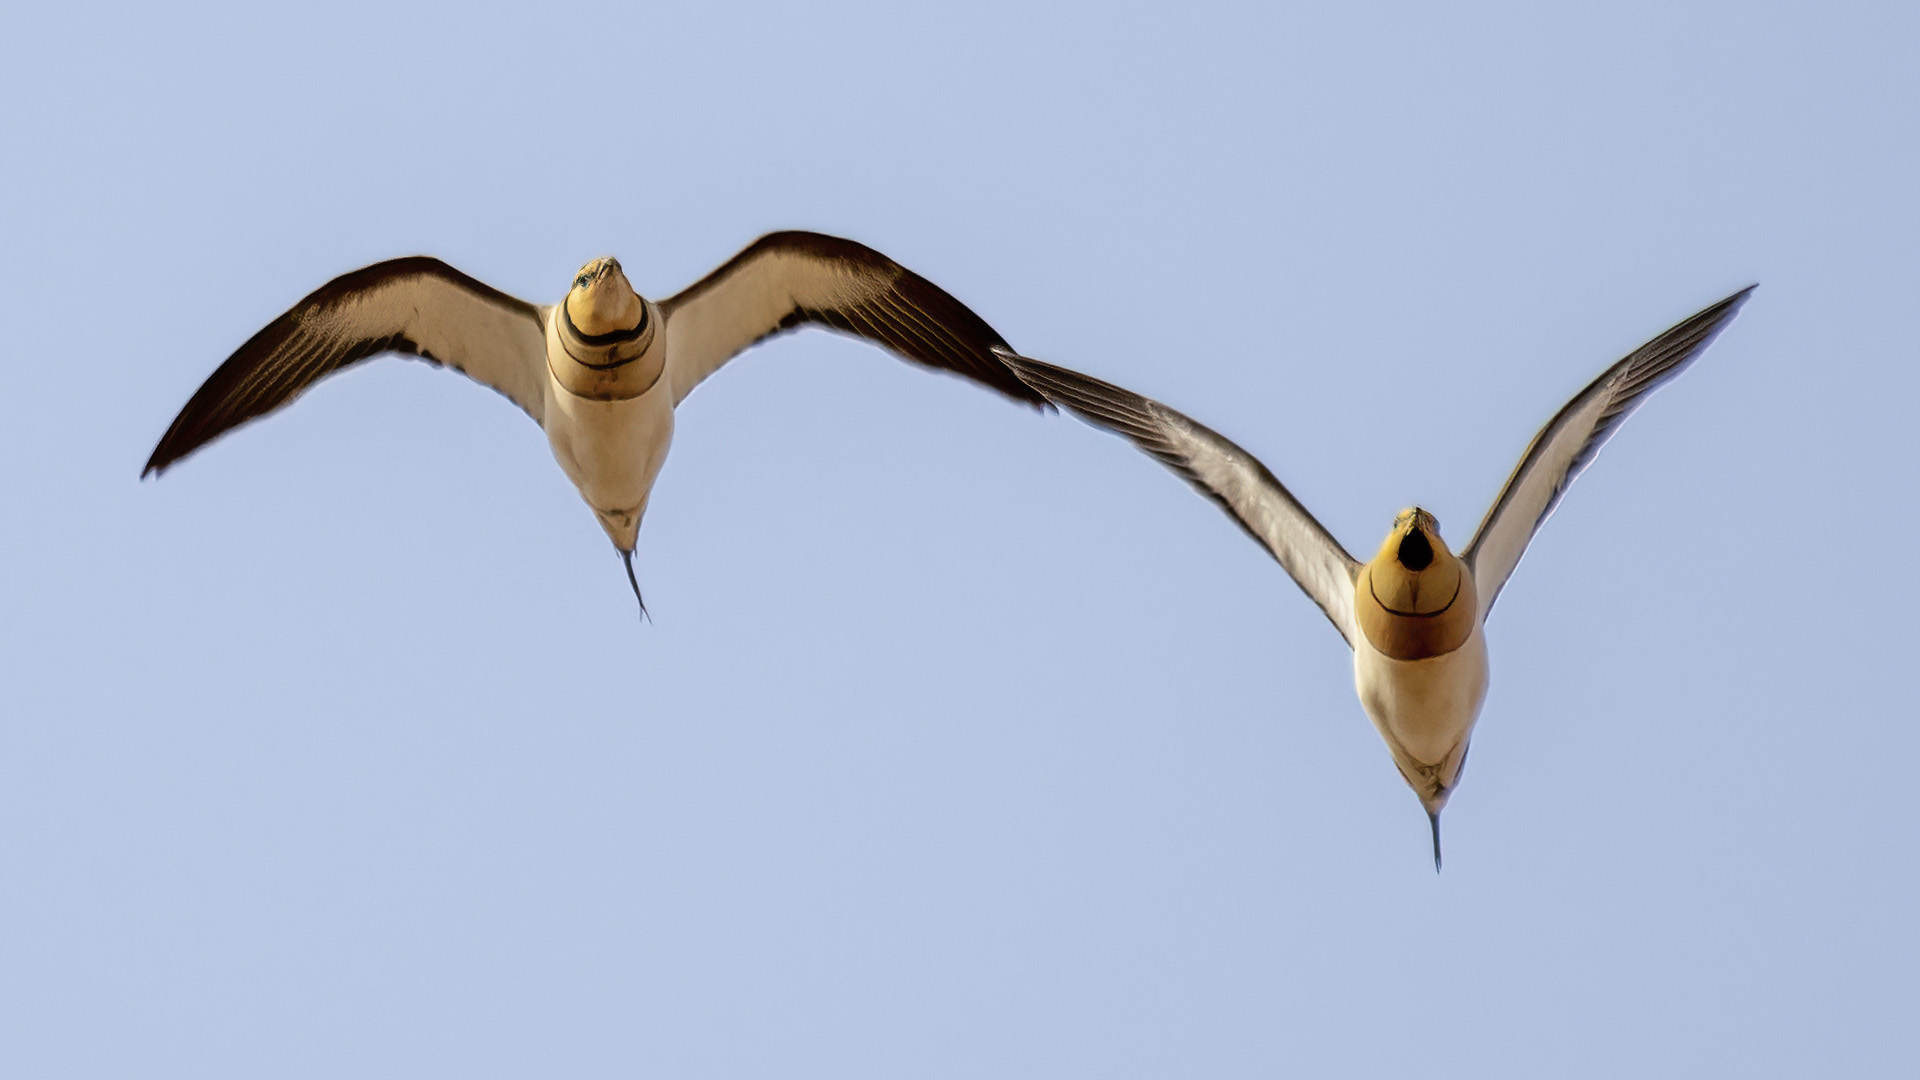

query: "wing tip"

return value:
[1001, 365, 1056, 412]
[1696, 282, 1758, 333]
[994, 348, 1154, 430]
[143, 418, 205, 478]
[994, 345, 1092, 392]
[991, 346, 1064, 411]
[1718, 281, 1759, 317]
[142, 440, 177, 478]
[1002, 387, 1057, 413]
[1669, 282, 1759, 361]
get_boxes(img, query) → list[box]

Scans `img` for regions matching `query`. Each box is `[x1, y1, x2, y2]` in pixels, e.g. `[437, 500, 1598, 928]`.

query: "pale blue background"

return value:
[3, 2, 1914, 1075]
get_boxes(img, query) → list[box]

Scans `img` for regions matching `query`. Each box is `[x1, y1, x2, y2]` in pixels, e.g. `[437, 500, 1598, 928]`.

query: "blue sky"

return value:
[2, 1, 1915, 1075]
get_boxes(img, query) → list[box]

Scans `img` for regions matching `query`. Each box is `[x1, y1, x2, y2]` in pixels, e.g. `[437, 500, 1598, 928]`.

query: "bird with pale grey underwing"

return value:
[145, 232, 1048, 614]
[997, 286, 1753, 868]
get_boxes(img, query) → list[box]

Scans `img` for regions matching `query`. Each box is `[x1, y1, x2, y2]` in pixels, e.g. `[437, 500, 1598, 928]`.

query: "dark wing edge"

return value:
[999, 349, 1362, 646]
[144, 257, 547, 477]
[1462, 284, 1756, 616]
[658, 231, 1049, 408]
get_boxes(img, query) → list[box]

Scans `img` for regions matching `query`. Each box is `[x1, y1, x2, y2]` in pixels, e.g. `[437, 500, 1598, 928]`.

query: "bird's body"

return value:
[146, 234, 1047, 606]
[544, 381, 673, 553]
[538, 274, 674, 552]
[1353, 627, 1488, 798]
[998, 286, 1754, 866]
[1350, 510, 1488, 815]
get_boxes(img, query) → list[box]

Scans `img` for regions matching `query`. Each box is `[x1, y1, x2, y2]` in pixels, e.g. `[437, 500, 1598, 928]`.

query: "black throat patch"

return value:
[1397, 528, 1434, 570]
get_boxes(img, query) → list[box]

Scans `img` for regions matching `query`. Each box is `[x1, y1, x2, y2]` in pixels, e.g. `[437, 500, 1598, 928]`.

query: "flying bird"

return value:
[997, 286, 1753, 868]
[145, 232, 1048, 612]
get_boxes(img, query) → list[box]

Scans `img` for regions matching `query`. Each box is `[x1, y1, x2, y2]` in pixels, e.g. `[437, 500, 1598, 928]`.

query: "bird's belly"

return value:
[543, 385, 673, 523]
[1353, 626, 1489, 765]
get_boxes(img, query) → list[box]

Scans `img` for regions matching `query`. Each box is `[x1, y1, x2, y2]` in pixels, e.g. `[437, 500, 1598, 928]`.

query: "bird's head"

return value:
[1355, 507, 1477, 661]
[564, 256, 646, 339]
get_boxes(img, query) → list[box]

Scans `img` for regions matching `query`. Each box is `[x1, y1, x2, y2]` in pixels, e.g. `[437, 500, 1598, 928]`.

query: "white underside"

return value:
[539, 334, 674, 552]
[1353, 622, 1490, 780]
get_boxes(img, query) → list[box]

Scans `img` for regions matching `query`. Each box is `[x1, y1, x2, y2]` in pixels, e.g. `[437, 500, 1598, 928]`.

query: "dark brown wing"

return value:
[145, 257, 548, 476]
[658, 231, 1047, 409]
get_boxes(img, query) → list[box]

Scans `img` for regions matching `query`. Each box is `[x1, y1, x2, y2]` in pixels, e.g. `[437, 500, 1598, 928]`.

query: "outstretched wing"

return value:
[1463, 286, 1755, 617]
[145, 257, 549, 476]
[658, 231, 1047, 409]
[1001, 350, 1362, 647]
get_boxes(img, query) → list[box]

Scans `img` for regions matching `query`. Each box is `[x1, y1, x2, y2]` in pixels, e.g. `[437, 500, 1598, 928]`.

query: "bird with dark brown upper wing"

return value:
[145, 232, 1048, 614]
